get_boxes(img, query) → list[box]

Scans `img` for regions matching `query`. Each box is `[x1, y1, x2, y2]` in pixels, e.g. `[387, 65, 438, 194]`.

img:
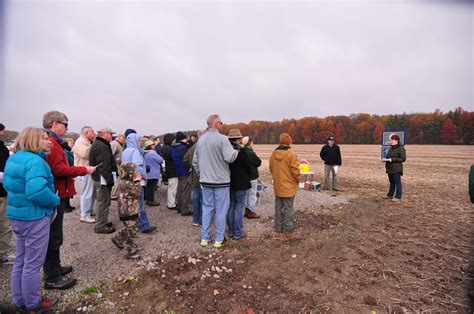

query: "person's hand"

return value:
[86, 166, 96, 174]
[133, 171, 142, 181]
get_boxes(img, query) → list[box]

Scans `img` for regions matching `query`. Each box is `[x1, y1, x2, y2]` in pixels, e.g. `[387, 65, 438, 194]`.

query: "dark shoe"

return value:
[44, 277, 76, 290]
[234, 233, 247, 240]
[95, 226, 116, 234]
[181, 212, 193, 216]
[67, 206, 76, 210]
[63, 207, 73, 213]
[28, 297, 59, 313]
[141, 226, 157, 234]
[111, 237, 124, 249]
[60, 265, 73, 276]
[146, 201, 160, 206]
[106, 222, 114, 228]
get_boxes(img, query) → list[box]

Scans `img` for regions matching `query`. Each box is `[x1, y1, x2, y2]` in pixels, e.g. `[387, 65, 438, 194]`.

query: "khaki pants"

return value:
[324, 164, 338, 190]
[0, 197, 12, 257]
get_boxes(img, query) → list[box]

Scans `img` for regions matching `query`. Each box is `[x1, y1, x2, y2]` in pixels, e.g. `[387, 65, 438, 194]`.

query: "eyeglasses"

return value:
[56, 121, 69, 129]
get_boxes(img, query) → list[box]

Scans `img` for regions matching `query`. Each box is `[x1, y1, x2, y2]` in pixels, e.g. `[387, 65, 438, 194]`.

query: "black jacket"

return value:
[320, 144, 342, 166]
[243, 146, 261, 181]
[89, 137, 117, 185]
[385, 144, 406, 175]
[229, 142, 252, 191]
[0, 141, 9, 197]
[163, 133, 177, 178]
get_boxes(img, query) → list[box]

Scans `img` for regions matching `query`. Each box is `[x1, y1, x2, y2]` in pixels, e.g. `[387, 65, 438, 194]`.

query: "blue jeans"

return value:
[11, 217, 50, 309]
[387, 173, 402, 199]
[201, 186, 230, 243]
[228, 190, 247, 239]
[192, 186, 203, 225]
[138, 188, 151, 231]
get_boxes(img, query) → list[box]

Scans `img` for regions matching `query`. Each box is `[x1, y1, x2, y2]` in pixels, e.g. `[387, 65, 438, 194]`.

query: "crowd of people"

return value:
[0, 112, 409, 312]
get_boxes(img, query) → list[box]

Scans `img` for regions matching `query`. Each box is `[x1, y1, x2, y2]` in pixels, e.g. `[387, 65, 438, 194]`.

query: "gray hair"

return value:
[207, 114, 220, 128]
[42, 111, 68, 129]
[81, 126, 92, 135]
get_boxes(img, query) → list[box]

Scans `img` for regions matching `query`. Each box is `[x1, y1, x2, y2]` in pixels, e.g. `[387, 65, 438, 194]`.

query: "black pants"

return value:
[43, 198, 67, 282]
[145, 179, 158, 203]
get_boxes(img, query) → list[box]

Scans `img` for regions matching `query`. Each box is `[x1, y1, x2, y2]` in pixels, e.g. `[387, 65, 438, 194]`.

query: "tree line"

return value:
[221, 107, 473, 145]
[2, 107, 472, 145]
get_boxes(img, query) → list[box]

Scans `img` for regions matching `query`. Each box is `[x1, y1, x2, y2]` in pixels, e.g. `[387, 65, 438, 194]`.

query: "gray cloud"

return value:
[2, 1, 472, 135]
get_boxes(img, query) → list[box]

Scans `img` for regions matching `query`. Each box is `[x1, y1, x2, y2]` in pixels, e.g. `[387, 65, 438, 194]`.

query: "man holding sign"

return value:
[320, 136, 342, 191]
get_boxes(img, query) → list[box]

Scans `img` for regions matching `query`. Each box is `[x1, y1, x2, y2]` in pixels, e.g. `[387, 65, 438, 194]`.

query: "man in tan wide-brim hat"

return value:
[227, 129, 243, 139]
[226, 128, 252, 240]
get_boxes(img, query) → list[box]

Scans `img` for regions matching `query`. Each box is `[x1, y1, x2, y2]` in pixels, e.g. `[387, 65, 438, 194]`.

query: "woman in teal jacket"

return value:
[3, 128, 60, 312]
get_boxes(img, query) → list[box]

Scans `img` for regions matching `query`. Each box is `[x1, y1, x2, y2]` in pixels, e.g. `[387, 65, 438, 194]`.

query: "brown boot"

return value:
[245, 208, 260, 219]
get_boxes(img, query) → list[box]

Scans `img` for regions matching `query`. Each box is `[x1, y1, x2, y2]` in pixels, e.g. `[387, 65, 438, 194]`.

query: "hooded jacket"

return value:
[162, 133, 177, 178]
[121, 133, 147, 180]
[269, 145, 300, 198]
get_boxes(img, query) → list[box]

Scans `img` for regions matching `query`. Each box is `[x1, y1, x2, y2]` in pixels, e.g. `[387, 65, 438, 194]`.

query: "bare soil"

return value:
[1, 145, 473, 313]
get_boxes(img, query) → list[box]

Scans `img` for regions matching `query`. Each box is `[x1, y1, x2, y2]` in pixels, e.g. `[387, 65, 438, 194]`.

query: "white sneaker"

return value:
[80, 216, 95, 223]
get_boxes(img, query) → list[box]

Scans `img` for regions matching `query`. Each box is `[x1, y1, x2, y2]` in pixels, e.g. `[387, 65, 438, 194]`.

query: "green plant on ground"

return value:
[348, 226, 359, 236]
[82, 285, 98, 295]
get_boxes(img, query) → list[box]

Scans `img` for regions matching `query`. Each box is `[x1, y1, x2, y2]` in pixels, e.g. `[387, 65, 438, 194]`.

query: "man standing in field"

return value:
[42, 111, 96, 290]
[269, 133, 300, 234]
[72, 126, 97, 223]
[193, 114, 238, 248]
[319, 136, 342, 191]
[89, 127, 118, 234]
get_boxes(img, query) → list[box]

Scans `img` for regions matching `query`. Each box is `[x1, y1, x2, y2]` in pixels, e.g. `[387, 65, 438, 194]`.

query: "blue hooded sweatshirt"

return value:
[121, 133, 147, 180]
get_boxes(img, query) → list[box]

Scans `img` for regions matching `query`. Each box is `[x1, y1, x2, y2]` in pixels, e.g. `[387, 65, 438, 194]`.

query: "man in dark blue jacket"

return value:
[172, 132, 192, 216]
[319, 136, 342, 191]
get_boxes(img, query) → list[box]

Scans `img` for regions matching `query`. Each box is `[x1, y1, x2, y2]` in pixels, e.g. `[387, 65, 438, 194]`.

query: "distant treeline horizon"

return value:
[218, 107, 473, 145]
[2, 108, 473, 145]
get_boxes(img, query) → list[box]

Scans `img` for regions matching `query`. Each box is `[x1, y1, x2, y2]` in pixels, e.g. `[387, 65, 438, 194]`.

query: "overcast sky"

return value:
[1, 0, 472, 135]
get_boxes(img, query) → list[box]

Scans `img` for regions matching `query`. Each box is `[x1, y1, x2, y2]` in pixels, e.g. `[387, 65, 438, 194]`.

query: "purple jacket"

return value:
[144, 150, 163, 180]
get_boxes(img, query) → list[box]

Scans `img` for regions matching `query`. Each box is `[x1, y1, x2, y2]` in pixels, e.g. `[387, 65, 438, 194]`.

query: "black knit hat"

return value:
[176, 131, 187, 142]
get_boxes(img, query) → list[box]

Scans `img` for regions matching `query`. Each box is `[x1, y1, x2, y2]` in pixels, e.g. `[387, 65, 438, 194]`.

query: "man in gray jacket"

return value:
[193, 114, 237, 248]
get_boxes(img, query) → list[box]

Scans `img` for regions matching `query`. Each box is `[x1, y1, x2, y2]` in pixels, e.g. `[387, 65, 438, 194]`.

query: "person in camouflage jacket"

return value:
[112, 162, 141, 259]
